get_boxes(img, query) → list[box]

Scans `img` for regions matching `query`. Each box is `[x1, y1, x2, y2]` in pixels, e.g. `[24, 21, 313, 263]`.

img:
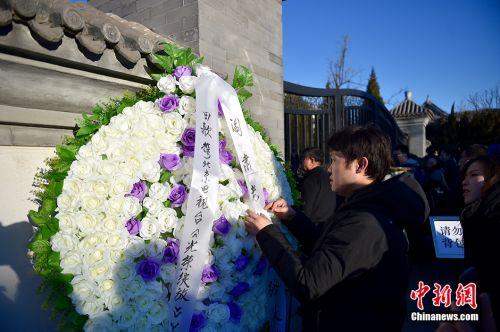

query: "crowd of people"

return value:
[243, 126, 499, 332]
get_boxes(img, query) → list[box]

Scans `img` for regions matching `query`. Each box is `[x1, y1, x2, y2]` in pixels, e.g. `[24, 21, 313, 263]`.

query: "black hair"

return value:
[301, 147, 324, 164]
[327, 126, 392, 181]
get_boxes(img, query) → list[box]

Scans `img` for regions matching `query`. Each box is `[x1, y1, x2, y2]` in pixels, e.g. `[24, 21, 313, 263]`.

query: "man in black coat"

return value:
[300, 147, 339, 225]
[245, 126, 429, 332]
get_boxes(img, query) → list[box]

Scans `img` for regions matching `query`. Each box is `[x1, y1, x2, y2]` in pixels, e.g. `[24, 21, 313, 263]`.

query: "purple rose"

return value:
[159, 153, 181, 171]
[228, 302, 242, 324]
[136, 258, 160, 281]
[159, 95, 179, 113]
[190, 312, 207, 332]
[217, 100, 224, 116]
[230, 282, 249, 299]
[168, 184, 187, 207]
[125, 218, 141, 235]
[126, 181, 148, 201]
[234, 254, 250, 272]
[254, 256, 267, 276]
[174, 66, 192, 79]
[238, 179, 249, 198]
[182, 144, 195, 158]
[263, 188, 269, 204]
[181, 128, 196, 147]
[212, 215, 231, 236]
[201, 264, 219, 283]
[219, 139, 233, 165]
[163, 238, 180, 264]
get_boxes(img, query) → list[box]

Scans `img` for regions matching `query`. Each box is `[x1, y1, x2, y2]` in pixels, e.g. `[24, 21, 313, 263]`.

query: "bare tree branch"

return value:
[327, 34, 362, 89]
[465, 85, 500, 111]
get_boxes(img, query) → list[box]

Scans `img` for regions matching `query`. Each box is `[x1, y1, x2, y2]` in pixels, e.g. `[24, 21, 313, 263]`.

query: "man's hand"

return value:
[244, 209, 272, 235]
[264, 198, 296, 221]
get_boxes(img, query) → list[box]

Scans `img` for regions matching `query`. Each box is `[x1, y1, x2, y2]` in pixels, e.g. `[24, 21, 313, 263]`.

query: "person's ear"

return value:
[356, 157, 369, 174]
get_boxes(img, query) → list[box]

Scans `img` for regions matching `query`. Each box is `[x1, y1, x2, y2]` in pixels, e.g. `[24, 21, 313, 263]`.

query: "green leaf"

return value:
[163, 200, 171, 208]
[232, 65, 254, 89]
[159, 170, 172, 183]
[161, 42, 181, 58]
[54, 294, 71, 311]
[76, 125, 96, 137]
[152, 54, 173, 73]
[56, 146, 76, 161]
[45, 181, 63, 198]
[149, 73, 163, 81]
[30, 240, 51, 254]
[237, 87, 253, 104]
[48, 252, 61, 269]
[29, 210, 50, 225]
[40, 198, 56, 216]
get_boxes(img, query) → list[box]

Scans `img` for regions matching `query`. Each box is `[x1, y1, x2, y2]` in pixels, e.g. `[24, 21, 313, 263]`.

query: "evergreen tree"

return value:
[366, 67, 384, 105]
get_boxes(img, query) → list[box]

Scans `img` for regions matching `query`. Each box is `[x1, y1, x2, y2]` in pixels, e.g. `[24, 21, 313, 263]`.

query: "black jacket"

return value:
[300, 166, 338, 224]
[257, 173, 429, 332]
[460, 181, 500, 323]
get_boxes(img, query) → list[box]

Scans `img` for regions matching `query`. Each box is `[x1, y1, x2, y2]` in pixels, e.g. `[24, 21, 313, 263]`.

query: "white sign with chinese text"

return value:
[429, 216, 464, 259]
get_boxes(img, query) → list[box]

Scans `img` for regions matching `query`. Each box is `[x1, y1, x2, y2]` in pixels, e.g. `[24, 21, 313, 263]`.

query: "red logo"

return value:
[410, 281, 477, 310]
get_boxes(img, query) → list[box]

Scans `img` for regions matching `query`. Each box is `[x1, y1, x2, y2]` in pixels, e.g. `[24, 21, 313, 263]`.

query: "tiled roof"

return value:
[0, 0, 174, 65]
[391, 92, 433, 119]
[422, 96, 448, 118]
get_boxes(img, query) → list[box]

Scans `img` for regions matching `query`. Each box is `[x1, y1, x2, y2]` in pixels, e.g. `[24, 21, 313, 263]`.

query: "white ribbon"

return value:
[170, 72, 220, 332]
[170, 71, 287, 332]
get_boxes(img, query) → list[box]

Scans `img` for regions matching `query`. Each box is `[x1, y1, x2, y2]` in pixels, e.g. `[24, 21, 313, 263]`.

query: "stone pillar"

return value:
[395, 117, 431, 157]
[89, 0, 285, 151]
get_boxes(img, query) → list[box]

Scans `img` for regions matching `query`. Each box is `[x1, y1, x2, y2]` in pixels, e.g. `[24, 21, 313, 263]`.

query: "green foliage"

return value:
[366, 67, 384, 105]
[427, 109, 500, 151]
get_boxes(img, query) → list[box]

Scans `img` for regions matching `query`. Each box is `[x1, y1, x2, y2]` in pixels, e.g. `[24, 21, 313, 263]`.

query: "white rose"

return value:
[206, 282, 230, 302]
[224, 233, 244, 257]
[160, 264, 176, 284]
[145, 238, 167, 259]
[71, 276, 98, 300]
[193, 63, 211, 76]
[116, 305, 138, 328]
[178, 75, 195, 94]
[57, 192, 77, 212]
[63, 178, 85, 196]
[125, 276, 146, 297]
[106, 231, 128, 249]
[106, 140, 127, 159]
[109, 114, 130, 132]
[134, 294, 153, 313]
[157, 75, 177, 94]
[79, 233, 103, 251]
[116, 263, 136, 282]
[105, 196, 124, 217]
[133, 317, 151, 331]
[104, 293, 124, 312]
[87, 260, 112, 281]
[208, 303, 230, 323]
[140, 160, 161, 183]
[184, 112, 197, 128]
[89, 131, 108, 156]
[51, 231, 78, 255]
[101, 215, 121, 233]
[141, 139, 161, 162]
[157, 207, 177, 233]
[84, 314, 113, 332]
[147, 301, 168, 324]
[89, 180, 110, 199]
[126, 236, 145, 258]
[144, 113, 165, 133]
[118, 157, 141, 179]
[98, 279, 114, 294]
[139, 217, 159, 240]
[55, 212, 78, 232]
[76, 144, 94, 159]
[80, 193, 102, 212]
[221, 200, 247, 222]
[60, 250, 82, 275]
[122, 196, 142, 219]
[178, 95, 196, 115]
[148, 183, 170, 202]
[97, 160, 117, 177]
[163, 111, 186, 139]
[78, 300, 104, 318]
[143, 197, 163, 216]
[134, 100, 156, 114]
[75, 212, 98, 234]
[155, 133, 181, 154]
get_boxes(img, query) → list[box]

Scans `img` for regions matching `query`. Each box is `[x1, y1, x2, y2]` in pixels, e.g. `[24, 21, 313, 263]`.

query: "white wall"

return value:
[0, 146, 57, 331]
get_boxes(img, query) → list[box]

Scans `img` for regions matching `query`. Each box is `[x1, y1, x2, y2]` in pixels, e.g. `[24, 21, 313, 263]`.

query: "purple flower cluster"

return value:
[228, 302, 242, 323]
[174, 66, 192, 79]
[201, 264, 219, 283]
[168, 184, 187, 207]
[136, 258, 160, 281]
[159, 153, 181, 171]
[234, 254, 250, 272]
[230, 282, 250, 299]
[159, 95, 179, 113]
[254, 256, 267, 276]
[125, 218, 141, 235]
[212, 215, 231, 236]
[190, 312, 207, 332]
[126, 181, 148, 201]
[263, 188, 269, 205]
[181, 128, 196, 157]
[219, 139, 233, 165]
[163, 238, 180, 264]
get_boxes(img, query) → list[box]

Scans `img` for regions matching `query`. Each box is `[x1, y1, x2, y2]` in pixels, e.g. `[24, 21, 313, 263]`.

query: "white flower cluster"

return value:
[51, 68, 294, 332]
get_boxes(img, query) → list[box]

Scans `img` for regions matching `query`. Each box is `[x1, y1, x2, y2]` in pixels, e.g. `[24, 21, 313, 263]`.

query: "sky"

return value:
[282, 0, 500, 112]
